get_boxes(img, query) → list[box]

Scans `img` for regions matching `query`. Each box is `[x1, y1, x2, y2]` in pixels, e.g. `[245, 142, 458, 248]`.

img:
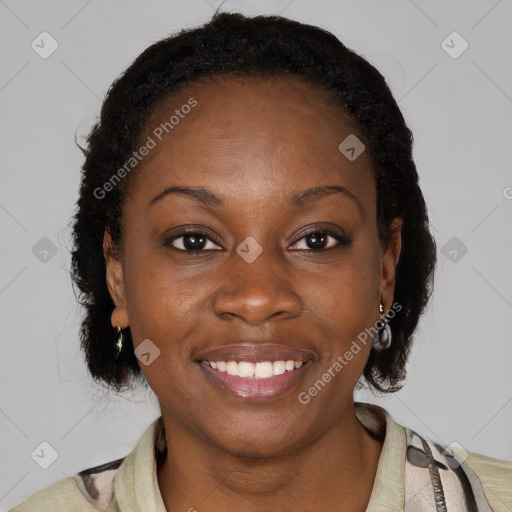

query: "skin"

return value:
[104, 75, 402, 511]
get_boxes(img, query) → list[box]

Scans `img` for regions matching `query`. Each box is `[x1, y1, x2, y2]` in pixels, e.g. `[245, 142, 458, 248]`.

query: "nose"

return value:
[212, 246, 303, 326]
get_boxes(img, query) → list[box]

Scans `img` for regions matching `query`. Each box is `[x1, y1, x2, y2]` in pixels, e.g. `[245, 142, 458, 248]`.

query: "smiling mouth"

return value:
[196, 343, 315, 401]
[203, 360, 304, 379]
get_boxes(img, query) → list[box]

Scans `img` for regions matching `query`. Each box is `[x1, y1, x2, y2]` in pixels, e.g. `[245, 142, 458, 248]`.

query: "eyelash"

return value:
[164, 226, 351, 253]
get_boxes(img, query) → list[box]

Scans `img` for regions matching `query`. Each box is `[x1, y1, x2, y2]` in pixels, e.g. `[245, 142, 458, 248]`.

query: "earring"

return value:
[114, 326, 124, 360]
[373, 301, 392, 351]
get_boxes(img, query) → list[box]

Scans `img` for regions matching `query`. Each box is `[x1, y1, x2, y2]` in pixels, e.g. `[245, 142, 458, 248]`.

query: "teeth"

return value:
[273, 361, 286, 375]
[255, 361, 273, 378]
[226, 361, 238, 376]
[238, 361, 255, 378]
[206, 360, 304, 379]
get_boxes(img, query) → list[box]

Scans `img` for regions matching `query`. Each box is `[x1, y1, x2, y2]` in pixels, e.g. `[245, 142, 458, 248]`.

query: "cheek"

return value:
[309, 238, 380, 326]
[303, 237, 381, 380]
[122, 257, 203, 398]
[123, 245, 202, 350]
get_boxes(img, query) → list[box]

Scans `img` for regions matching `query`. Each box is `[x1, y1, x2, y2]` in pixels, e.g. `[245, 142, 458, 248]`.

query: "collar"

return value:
[355, 402, 407, 511]
[112, 401, 405, 511]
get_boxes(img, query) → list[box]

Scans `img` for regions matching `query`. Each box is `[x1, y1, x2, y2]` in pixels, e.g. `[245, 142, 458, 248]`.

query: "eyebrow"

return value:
[148, 184, 362, 214]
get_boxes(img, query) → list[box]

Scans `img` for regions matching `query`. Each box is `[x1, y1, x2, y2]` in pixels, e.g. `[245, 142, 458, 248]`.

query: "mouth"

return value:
[203, 359, 305, 378]
[196, 343, 315, 402]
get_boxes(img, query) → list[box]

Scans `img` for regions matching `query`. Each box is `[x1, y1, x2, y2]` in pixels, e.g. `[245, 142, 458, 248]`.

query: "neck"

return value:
[157, 401, 383, 512]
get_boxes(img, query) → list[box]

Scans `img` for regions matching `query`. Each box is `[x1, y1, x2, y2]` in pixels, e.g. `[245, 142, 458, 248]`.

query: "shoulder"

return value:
[10, 417, 165, 512]
[10, 458, 125, 512]
[403, 425, 512, 511]
[356, 402, 511, 511]
[10, 477, 85, 512]
[465, 450, 512, 510]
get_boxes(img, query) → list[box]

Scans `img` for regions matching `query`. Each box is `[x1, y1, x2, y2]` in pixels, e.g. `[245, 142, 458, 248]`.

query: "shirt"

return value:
[10, 402, 512, 511]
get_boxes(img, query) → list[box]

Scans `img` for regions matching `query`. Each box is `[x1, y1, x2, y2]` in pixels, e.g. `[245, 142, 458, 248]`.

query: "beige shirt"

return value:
[11, 402, 512, 511]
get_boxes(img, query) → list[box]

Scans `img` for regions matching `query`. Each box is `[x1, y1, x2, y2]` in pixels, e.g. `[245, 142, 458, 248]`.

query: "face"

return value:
[105, 75, 401, 456]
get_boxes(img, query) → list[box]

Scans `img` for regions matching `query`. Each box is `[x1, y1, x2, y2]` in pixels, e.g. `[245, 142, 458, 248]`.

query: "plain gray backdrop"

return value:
[1, 0, 511, 509]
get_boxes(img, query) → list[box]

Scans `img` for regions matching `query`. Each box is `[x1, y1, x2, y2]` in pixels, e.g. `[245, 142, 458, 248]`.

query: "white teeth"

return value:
[273, 361, 286, 375]
[238, 361, 255, 378]
[206, 359, 304, 379]
[255, 361, 273, 378]
[226, 361, 238, 376]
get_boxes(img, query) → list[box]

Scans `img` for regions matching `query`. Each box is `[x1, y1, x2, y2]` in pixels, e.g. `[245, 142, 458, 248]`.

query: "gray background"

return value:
[1, 0, 511, 509]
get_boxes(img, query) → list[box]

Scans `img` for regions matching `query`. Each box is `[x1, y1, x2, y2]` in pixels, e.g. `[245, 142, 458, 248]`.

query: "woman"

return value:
[12, 11, 511, 512]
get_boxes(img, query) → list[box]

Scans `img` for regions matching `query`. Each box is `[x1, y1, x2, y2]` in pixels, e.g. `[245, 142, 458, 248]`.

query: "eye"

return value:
[289, 229, 351, 251]
[164, 229, 222, 252]
[164, 227, 350, 252]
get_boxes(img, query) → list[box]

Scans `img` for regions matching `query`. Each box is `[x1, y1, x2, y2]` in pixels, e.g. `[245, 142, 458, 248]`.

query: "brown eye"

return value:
[289, 229, 351, 251]
[165, 230, 222, 251]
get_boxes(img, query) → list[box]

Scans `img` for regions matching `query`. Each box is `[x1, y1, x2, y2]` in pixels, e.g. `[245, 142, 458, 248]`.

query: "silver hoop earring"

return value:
[373, 302, 392, 351]
[114, 326, 124, 360]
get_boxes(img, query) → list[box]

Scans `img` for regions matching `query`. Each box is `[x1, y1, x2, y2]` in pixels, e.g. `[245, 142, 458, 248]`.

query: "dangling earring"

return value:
[373, 301, 392, 351]
[114, 326, 124, 360]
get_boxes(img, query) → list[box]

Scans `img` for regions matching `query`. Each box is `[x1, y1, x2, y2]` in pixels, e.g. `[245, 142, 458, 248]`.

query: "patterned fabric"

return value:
[73, 459, 124, 511]
[404, 429, 494, 511]
[11, 403, 512, 511]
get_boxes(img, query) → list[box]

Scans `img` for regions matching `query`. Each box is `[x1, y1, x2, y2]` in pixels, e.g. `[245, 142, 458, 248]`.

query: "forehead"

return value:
[143, 74, 360, 148]
[128, 75, 374, 208]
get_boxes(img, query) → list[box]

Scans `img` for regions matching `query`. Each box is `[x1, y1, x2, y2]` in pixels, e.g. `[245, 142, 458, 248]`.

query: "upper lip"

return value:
[196, 343, 316, 363]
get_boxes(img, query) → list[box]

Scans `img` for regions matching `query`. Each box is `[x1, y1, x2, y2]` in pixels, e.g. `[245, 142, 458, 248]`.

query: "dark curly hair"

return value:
[71, 11, 436, 392]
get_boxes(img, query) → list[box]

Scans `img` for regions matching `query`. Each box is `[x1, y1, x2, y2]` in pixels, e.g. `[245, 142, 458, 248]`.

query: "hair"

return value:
[71, 11, 436, 392]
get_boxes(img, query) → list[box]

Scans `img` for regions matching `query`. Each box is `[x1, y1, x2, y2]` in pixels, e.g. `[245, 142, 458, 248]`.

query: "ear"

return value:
[103, 229, 129, 329]
[379, 218, 403, 310]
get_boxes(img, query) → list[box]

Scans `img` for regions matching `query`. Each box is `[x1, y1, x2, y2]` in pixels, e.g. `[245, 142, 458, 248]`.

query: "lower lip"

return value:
[199, 361, 313, 403]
